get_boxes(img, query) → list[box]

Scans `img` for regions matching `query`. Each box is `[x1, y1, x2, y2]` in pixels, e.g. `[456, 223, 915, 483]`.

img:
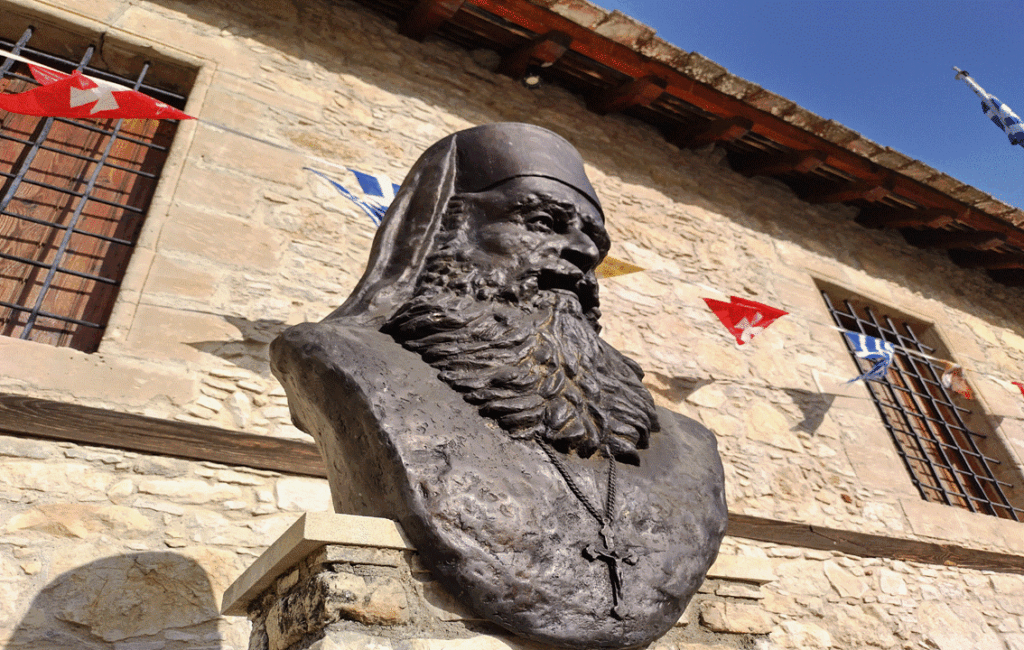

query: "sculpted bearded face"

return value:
[382, 177, 659, 464]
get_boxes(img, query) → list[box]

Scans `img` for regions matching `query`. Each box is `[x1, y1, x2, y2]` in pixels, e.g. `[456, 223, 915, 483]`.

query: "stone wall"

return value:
[4, 430, 1023, 649]
[0, 0, 1023, 647]
[0, 433, 332, 649]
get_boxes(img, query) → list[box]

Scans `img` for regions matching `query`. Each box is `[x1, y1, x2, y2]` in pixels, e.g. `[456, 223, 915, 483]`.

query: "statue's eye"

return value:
[527, 213, 555, 231]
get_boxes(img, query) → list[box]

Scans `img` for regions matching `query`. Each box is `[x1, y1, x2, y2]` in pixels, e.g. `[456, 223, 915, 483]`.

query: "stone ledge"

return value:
[221, 512, 414, 615]
[706, 554, 776, 585]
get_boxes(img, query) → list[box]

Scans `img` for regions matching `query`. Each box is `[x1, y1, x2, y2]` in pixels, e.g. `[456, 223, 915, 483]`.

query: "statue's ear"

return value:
[325, 136, 458, 327]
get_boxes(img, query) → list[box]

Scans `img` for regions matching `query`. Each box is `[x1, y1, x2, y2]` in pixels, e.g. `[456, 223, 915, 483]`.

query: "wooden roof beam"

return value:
[461, 1, 1024, 251]
[668, 116, 753, 150]
[588, 75, 667, 115]
[497, 30, 571, 79]
[950, 251, 1024, 270]
[399, 0, 466, 41]
[856, 207, 959, 230]
[732, 149, 827, 177]
[902, 230, 1007, 251]
[803, 178, 892, 204]
[464, 1, 995, 222]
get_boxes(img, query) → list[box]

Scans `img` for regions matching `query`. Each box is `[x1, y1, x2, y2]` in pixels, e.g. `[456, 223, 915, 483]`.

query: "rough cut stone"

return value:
[699, 601, 773, 634]
[823, 560, 869, 598]
[49, 552, 221, 641]
[275, 477, 333, 512]
[916, 601, 1003, 650]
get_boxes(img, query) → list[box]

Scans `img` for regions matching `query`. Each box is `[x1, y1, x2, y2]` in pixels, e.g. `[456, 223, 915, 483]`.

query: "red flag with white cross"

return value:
[0, 63, 192, 120]
[703, 295, 788, 345]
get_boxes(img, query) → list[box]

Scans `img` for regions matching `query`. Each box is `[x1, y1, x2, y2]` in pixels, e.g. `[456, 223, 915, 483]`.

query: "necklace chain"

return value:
[535, 437, 617, 529]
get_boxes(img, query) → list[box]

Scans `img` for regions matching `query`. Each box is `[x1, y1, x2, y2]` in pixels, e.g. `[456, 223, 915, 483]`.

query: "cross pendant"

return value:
[584, 524, 638, 619]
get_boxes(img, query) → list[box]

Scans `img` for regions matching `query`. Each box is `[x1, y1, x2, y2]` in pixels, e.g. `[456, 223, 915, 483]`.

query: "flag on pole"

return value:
[953, 67, 1024, 146]
[306, 167, 400, 225]
[844, 332, 895, 383]
[0, 62, 192, 120]
[938, 360, 973, 399]
[703, 296, 788, 345]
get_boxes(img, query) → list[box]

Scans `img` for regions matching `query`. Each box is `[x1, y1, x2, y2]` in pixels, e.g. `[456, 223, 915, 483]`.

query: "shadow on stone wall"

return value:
[186, 316, 290, 375]
[4, 552, 224, 650]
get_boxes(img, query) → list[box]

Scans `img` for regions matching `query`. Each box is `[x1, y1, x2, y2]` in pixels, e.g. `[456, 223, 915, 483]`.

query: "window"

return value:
[820, 286, 1023, 521]
[0, 26, 189, 352]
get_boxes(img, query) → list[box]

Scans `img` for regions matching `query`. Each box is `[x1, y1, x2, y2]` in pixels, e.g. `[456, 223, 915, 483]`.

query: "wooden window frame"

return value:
[0, 26, 189, 352]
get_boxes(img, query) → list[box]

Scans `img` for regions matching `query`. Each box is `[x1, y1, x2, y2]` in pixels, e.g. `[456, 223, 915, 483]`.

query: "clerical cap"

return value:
[325, 123, 605, 328]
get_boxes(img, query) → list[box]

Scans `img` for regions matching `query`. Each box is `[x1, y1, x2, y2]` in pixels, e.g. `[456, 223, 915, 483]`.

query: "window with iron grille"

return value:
[820, 286, 1024, 521]
[0, 26, 190, 352]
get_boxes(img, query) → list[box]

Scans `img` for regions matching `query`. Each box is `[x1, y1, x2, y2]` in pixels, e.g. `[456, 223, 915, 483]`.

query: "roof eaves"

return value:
[523, 0, 1024, 229]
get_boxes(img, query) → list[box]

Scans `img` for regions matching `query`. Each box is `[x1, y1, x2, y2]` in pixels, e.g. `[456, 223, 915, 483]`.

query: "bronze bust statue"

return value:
[271, 123, 727, 649]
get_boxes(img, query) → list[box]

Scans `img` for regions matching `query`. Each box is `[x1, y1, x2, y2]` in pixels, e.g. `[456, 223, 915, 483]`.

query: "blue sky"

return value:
[597, 0, 1024, 209]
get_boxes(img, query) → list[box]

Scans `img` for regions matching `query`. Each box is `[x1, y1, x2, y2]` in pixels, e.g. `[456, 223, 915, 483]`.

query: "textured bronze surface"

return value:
[271, 123, 727, 649]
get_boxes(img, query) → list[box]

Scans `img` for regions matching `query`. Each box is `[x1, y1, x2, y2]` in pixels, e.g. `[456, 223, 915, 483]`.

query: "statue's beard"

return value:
[381, 252, 658, 464]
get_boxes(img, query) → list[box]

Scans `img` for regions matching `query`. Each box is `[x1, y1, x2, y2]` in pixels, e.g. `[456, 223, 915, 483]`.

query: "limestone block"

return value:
[172, 162, 261, 218]
[123, 304, 239, 363]
[877, 568, 908, 596]
[145, 253, 218, 300]
[213, 468, 267, 486]
[1003, 635, 1024, 650]
[990, 573, 1024, 594]
[48, 553, 222, 642]
[138, 478, 242, 504]
[0, 434, 56, 460]
[773, 560, 831, 597]
[6, 503, 154, 538]
[227, 391, 254, 429]
[714, 583, 763, 600]
[307, 631, 395, 649]
[320, 573, 409, 625]
[0, 337, 194, 406]
[745, 402, 802, 452]
[705, 554, 776, 584]
[159, 206, 286, 269]
[771, 620, 833, 648]
[699, 601, 773, 634]
[114, 6, 263, 77]
[188, 123, 307, 186]
[5, 461, 112, 495]
[275, 477, 333, 512]
[916, 601, 1003, 650]
[317, 545, 404, 568]
[822, 560, 869, 598]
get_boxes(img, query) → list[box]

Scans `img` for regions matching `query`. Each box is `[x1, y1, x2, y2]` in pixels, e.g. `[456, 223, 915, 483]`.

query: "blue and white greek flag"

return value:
[954, 68, 1024, 146]
[980, 96, 1024, 146]
[306, 167, 401, 226]
[844, 332, 896, 383]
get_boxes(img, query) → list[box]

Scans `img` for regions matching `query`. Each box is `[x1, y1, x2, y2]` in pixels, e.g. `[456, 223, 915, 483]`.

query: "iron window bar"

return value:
[0, 26, 186, 349]
[821, 290, 1022, 521]
[0, 251, 119, 285]
[0, 300, 102, 329]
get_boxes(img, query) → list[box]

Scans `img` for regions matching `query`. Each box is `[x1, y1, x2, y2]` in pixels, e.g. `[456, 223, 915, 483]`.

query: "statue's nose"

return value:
[560, 227, 601, 273]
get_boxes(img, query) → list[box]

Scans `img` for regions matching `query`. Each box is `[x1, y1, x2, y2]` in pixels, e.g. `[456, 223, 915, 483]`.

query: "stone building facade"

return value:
[1, 0, 1023, 648]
